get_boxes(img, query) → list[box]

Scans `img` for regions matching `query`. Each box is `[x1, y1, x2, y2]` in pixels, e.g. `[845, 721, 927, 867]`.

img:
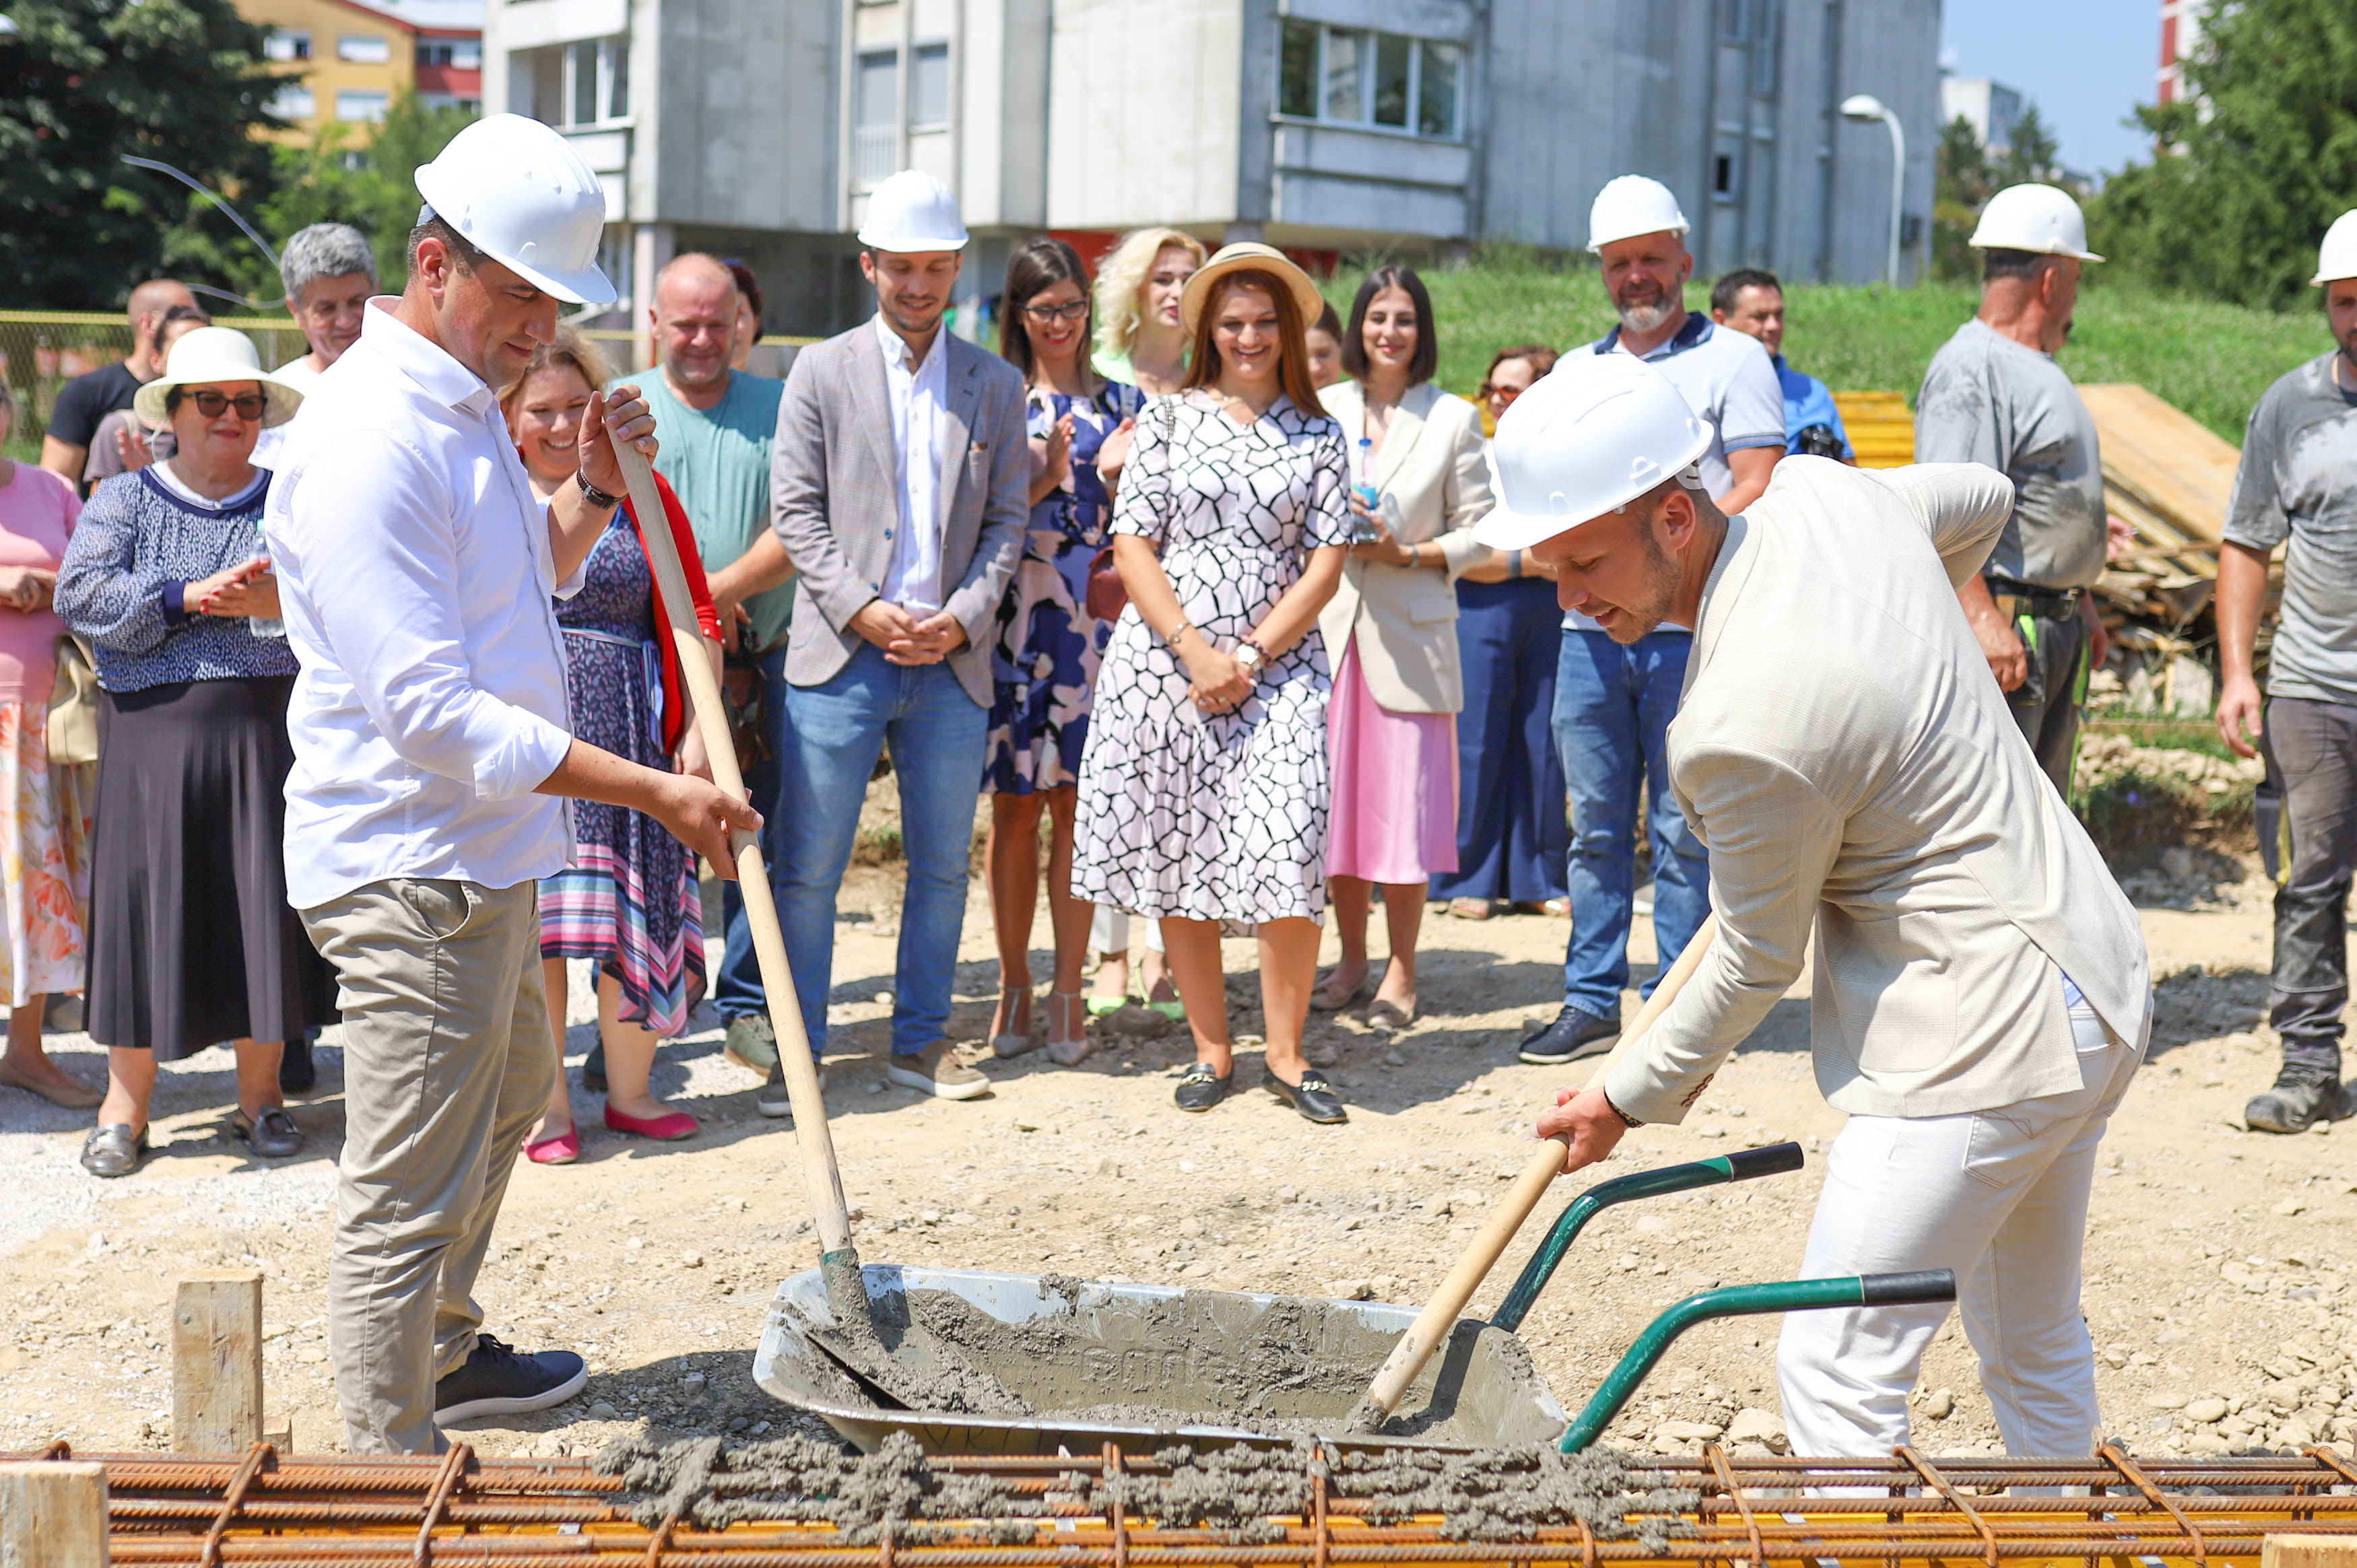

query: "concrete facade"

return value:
[484, 0, 1941, 342]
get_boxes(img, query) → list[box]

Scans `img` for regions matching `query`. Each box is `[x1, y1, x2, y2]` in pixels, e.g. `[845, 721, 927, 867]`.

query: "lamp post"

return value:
[1840, 94, 1906, 287]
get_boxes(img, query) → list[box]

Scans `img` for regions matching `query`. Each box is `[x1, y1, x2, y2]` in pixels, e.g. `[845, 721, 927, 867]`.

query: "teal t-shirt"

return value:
[620, 370, 793, 651]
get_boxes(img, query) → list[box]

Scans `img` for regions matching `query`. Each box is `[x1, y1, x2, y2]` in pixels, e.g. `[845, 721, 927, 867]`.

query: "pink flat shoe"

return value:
[525, 1128, 579, 1165]
[604, 1104, 698, 1140]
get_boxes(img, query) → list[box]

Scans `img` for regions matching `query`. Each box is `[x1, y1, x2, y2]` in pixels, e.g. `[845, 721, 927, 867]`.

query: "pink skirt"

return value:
[1325, 643, 1459, 883]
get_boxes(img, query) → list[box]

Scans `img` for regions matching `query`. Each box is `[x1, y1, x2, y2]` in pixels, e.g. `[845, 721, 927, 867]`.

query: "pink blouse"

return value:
[0, 464, 81, 704]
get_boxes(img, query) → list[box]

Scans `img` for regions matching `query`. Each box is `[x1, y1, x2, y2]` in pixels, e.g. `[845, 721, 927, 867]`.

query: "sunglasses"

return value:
[1022, 300, 1090, 324]
[1483, 384, 1527, 407]
[187, 390, 269, 420]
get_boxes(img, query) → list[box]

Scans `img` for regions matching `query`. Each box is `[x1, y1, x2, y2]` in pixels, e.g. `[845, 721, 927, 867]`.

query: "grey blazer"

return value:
[768, 320, 1030, 707]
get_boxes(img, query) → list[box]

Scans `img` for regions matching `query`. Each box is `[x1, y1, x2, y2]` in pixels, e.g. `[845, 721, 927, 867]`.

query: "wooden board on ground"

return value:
[173, 1271, 263, 1454]
[1831, 390, 1912, 469]
[2080, 382, 2240, 543]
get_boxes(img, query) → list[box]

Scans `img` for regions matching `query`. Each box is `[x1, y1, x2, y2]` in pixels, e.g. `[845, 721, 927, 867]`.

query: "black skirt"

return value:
[87, 676, 339, 1057]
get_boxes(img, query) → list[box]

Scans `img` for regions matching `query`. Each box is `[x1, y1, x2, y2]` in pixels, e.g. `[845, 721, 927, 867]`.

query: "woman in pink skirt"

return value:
[1311, 265, 1493, 1031]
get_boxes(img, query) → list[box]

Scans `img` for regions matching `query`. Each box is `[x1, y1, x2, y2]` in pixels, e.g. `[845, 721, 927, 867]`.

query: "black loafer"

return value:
[277, 1036, 316, 1095]
[1517, 1004, 1620, 1066]
[1266, 1069, 1348, 1124]
[81, 1122, 147, 1178]
[1173, 1062, 1232, 1112]
[232, 1105, 304, 1158]
[581, 1040, 607, 1092]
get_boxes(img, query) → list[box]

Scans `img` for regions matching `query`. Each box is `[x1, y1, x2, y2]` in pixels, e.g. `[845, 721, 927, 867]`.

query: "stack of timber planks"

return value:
[2079, 382, 2236, 627]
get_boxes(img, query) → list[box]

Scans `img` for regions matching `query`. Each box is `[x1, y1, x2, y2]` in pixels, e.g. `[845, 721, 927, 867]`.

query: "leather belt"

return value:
[1985, 577, 2083, 621]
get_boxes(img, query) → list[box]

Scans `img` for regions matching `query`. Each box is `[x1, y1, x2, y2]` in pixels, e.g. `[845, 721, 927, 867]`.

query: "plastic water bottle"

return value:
[1354, 437, 1381, 543]
[248, 520, 285, 640]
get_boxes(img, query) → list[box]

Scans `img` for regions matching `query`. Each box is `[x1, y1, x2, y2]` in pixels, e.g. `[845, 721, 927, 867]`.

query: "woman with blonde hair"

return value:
[1091, 227, 1207, 395]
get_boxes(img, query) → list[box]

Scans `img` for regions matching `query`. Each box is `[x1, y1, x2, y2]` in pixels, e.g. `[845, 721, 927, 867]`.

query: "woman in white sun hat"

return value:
[55, 326, 338, 1178]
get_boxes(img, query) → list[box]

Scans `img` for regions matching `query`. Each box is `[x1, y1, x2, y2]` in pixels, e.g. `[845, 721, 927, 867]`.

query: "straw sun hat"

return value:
[1178, 242, 1327, 335]
[131, 327, 305, 429]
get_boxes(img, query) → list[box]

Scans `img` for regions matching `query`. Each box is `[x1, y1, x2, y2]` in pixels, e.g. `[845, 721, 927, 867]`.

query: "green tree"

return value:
[0, 0, 280, 309]
[2088, 0, 2357, 308]
[249, 90, 477, 300]
[1997, 104, 2063, 186]
[1933, 114, 1993, 283]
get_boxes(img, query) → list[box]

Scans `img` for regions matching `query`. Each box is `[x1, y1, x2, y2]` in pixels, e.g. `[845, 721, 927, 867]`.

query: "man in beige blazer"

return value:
[1488, 353, 2151, 1459]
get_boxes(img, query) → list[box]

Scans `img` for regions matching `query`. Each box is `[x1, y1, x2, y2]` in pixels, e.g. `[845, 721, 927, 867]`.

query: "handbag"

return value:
[1084, 395, 1177, 625]
[46, 633, 98, 766]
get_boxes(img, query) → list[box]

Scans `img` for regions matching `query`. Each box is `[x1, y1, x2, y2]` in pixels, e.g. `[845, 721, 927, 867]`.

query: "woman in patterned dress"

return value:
[1070, 244, 1352, 1124]
[499, 331, 726, 1163]
[983, 240, 1142, 1066]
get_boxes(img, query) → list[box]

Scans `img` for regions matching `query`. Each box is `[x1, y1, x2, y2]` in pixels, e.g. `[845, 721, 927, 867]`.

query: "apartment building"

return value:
[244, 0, 484, 139]
[486, 0, 1939, 341]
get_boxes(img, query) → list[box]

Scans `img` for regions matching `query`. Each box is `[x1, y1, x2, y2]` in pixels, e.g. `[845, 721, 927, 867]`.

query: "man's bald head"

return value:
[652, 252, 740, 393]
[127, 279, 199, 377]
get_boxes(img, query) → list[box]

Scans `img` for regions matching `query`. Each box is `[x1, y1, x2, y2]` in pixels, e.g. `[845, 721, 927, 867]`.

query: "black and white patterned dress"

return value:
[1071, 391, 1352, 924]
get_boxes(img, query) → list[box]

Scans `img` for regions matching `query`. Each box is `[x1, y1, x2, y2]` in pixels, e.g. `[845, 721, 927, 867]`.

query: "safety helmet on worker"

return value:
[858, 170, 971, 252]
[1588, 176, 1690, 252]
[2313, 210, 2357, 286]
[1473, 353, 1713, 552]
[413, 114, 616, 304]
[1968, 183, 2102, 263]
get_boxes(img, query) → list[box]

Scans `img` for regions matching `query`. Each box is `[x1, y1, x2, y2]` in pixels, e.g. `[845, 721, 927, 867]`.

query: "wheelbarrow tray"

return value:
[754, 1264, 1567, 1456]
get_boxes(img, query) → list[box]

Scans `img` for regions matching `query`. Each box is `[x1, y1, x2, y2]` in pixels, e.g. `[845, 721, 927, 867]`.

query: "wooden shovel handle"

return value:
[1357, 914, 1719, 1421]
[610, 435, 855, 1256]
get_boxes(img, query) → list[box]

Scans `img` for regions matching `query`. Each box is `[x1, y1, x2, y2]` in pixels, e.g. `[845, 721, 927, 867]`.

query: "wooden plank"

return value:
[2080, 382, 2240, 543]
[173, 1271, 263, 1454]
[0, 1461, 108, 1568]
[2265, 1535, 2357, 1568]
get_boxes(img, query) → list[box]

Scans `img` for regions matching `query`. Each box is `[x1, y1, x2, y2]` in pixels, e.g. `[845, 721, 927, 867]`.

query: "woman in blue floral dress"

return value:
[983, 239, 1143, 1067]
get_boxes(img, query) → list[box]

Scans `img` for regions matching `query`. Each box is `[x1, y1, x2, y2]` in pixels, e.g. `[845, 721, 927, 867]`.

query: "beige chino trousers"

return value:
[302, 878, 553, 1456]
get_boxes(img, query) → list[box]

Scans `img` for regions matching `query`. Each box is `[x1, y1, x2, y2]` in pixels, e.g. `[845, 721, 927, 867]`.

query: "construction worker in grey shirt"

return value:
[1915, 184, 2117, 795]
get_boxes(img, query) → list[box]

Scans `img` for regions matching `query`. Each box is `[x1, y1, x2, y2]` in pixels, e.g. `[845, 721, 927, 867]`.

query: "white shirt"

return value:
[1566, 311, 1787, 634]
[250, 353, 325, 470]
[874, 312, 949, 613]
[266, 300, 586, 910]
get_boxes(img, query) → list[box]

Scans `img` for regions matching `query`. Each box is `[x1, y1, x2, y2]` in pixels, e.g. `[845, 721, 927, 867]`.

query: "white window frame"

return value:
[1277, 22, 1463, 141]
[336, 32, 391, 65]
[264, 28, 310, 62]
[559, 36, 630, 129]
[908, 39, 951, 133]
[334, 88, 391, 123]
[270, 82, 317, 119]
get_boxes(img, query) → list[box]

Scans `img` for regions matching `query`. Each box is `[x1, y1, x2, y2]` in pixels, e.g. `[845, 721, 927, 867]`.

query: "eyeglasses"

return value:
[187, 390, 268, 420]
[1484, 384, 1527, 407]
[1022, 300, 1090, 324]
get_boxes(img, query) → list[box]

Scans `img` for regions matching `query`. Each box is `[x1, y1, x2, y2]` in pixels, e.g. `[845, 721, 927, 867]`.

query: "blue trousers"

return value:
[1430, 578, 1568, 904]
[779, 644, 988, 1059]
[712, 643, 793, 1027]
[1552, 628, 1711, 1017]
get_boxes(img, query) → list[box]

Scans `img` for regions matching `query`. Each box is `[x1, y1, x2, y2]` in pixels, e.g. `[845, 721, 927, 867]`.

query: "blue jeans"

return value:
[780, 644, 988, 1058]
[713, 644, 793, 1028]
[1552, 628, 1711, 1018]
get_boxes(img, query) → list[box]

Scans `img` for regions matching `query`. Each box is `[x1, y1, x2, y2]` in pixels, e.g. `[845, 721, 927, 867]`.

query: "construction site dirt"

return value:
[0, 850, 2337, 1464]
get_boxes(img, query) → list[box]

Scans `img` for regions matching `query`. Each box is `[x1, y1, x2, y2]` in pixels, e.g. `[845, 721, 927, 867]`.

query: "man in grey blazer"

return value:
[1492, 355, 2151, 1459]
[767, 172, 1028, 1103]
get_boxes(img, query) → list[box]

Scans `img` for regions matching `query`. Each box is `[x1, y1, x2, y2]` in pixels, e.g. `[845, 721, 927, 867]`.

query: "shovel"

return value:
[1348, 912, 1721, 1431]
[611, 435, 954, 1408]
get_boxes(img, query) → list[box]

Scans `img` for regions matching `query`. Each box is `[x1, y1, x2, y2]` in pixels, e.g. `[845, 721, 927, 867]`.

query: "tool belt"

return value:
[1985, 576, 2083, 621]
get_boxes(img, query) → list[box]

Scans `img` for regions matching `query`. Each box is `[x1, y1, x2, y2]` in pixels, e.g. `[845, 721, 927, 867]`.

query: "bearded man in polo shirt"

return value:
[267, 116, 758, 1457]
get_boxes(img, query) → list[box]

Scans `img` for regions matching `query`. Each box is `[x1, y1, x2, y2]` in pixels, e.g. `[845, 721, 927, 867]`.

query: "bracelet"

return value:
[1162, 619, 1195, 649]
[1604, 1092, 1643, 1129]
[1508, 549, 1523, 580]
[577, 473, 624, 510]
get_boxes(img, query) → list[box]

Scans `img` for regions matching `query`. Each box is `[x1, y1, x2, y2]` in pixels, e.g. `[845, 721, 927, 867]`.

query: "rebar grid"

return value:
[18, 1441, 2357, 1568]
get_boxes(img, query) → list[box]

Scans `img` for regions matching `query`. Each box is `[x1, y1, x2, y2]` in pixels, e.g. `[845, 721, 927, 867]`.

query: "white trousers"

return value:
[1089, 905, 1164, 957]
[1777, 997, 2146, 1458]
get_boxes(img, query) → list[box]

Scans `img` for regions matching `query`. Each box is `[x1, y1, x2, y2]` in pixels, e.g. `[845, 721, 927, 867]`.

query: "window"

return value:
[853, 49, 899, 189]
[418, 39, 481, 69]
[264, 28, 310, 62]
[270, 83, 316, 120]
[560, 37, 628, 127]
[335, 89, 390, 122]
[337, 33, 391, 65]
[910, 41, 950, 130]
[1276, 20, 1463, 139]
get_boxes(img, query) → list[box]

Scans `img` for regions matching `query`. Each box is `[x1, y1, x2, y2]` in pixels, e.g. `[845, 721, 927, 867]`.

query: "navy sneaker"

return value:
[434, 1334, 587, 1423]
[1517, 1005, 1620, 1066]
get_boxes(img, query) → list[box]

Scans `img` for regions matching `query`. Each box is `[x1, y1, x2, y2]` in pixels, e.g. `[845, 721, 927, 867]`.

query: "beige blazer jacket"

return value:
[1313, 380, 1493, 713]
[1604, 458, 2150, 1126]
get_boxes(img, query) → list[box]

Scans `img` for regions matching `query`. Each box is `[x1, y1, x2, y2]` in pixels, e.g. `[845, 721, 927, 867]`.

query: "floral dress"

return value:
[984, 379, 1143, 794]
[1070, 392, 1352, 924]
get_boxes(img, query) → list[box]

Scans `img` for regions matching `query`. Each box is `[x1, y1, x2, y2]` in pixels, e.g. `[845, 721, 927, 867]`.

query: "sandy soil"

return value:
[0, 842, 2345, 1463]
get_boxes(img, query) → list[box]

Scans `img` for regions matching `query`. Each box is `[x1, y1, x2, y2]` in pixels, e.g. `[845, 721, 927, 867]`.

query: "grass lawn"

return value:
[1327, 250, 2327, 444]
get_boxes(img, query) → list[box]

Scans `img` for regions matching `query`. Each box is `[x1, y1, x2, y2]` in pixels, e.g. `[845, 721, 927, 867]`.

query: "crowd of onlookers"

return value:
[24, 165, 2275, 1173]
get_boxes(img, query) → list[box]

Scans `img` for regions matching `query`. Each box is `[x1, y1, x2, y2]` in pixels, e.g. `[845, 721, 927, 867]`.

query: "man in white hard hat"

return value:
[2216, 209, 2357, 1135]
[1499, 352, 2151, 1458]
[767, 170, 1028, 1103]
[267, 114, 760, 1456]
[1516, 175, 1785, 1072]
[1916, 183, 2115, 796]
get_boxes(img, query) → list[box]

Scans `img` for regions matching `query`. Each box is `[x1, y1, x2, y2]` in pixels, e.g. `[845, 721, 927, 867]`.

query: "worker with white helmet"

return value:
[1915, 182, 2117, 796]
[1498, 353, 2152, 1458]
[265, 114, 759, 1455]
[2216, 209, 2357, 1134]
[1514, 174, 1785, 1072]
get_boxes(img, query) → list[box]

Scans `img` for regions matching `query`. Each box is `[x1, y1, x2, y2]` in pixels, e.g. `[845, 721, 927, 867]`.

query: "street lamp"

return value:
[1841, 93, 1906, 287]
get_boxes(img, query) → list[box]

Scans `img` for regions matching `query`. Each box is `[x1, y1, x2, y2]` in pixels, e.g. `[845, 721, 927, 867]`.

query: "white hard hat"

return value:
[413, 114, 616, 304]
[132, 327, 304, 429]
[1474, 353, 1713, 551]
[2313, 210, 2357, 285]
[857, 170, 970, 252]
[1588, 175, 1690, 252]
[1968, 183, 2102, 263]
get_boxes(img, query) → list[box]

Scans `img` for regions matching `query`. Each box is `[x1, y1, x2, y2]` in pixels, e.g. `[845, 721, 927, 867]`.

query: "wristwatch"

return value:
[577, 473, 624, 510]
[1234, 640, 1269, 677]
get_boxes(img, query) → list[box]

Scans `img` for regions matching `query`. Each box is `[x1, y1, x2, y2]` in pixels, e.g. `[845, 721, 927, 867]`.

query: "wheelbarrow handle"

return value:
[1490, 1143, 1805, 1333]
[1557, 1269, 1958, 1452]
